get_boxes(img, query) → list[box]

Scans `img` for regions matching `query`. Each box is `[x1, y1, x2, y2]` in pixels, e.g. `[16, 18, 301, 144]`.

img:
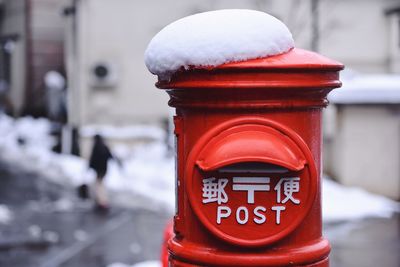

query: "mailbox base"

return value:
[169, 257, 329, 267]
[168, 237, 330, 267]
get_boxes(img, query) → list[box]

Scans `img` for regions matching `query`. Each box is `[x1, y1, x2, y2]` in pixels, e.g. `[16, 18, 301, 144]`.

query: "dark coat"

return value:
[89, 135, 112, 178]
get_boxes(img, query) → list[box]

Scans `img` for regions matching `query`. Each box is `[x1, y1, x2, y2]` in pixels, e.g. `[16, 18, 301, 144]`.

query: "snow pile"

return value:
[0, 204, 13, 224]
[108, 261, 160, 267]
[105, 142, 175, 208]
[328, 73, 400, 104]
[0, 115, 54, 150]
[322, 178, 399, 222]
[0, 114, 174, 210]
[0, 115, 57, 173]
[0, 115, 89, 186]
[145, 9, 294, 79]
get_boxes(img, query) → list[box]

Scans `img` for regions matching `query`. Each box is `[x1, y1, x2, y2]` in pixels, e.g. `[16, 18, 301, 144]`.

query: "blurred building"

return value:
[61, 0, 313, 128]
[0, 0, 68, 116]
[322, 2, 400, 200]
[319, 0, 399, 74]
[63, 0, 399, 126]
[326, 74, 400, 200]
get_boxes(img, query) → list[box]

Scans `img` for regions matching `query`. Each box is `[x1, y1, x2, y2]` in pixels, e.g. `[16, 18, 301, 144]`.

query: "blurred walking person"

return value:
[89, 134, 113, 210]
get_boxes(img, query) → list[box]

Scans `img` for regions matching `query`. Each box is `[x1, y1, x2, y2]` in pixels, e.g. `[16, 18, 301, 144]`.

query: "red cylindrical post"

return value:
[155, 47, 343, 267]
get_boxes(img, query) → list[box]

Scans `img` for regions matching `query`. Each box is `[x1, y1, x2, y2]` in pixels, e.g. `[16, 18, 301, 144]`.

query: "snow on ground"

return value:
[0, 204, 13, 224]
[145, 9, 294, 80]
[104, 143, 174, 208]
[108, 261, 161, 267]
[328, 72, 400, 104]
[322, 178, 399, 223]
[0, 114, 398, 221]
[0, 114, 174, 211]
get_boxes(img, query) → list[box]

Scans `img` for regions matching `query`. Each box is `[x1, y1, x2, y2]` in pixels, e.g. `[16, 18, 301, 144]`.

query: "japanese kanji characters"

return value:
[202, 177, 229, 204]
[274, 177, 301, 204]
[202, 176, 301, 225]
[232, 177, 270, 204]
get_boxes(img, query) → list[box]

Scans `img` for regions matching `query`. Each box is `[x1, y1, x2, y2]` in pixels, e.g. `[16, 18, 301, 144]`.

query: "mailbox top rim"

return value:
[156, 48, 343, 90]
[200, 48, 344, 72]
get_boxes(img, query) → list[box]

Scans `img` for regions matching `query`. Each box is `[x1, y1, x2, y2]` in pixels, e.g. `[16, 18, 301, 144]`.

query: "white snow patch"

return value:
[0, 204, 13, 224]
[108, 264, 130, 267]
[104, 142, 175, 209]
[131, 261, 161, 267]
[322, 178, 399, 223]
[42, 230, 60, 243]
[74, 229, 89, 242]
[53, 198, 74, 212]
[44, 71, 65, 90]
[28, 225, 42, 238]
[328, 73, 400, 104]
[145, 9, 294, 79]
[108, 261, 161, 267]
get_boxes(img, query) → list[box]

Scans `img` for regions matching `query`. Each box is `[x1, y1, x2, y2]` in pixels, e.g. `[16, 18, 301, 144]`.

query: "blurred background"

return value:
[0, 0, 399, 267]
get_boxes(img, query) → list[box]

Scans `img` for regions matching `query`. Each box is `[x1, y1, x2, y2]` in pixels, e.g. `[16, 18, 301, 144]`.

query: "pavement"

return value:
[325, 215, 400, 267]
[0, 161, 170, 267]
[0, 160, 399, 267]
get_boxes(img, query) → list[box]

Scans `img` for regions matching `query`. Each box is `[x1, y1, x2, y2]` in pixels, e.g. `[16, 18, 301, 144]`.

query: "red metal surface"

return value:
[161, 220, 174, 267]
[157, 48, 343, 266]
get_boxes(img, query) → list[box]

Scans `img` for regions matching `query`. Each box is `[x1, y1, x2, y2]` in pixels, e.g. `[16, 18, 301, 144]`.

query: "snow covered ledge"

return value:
[144, 9, 294, 80]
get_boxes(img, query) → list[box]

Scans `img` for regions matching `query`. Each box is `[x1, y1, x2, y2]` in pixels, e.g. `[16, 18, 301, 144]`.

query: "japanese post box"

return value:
[156, 48, 343, 267]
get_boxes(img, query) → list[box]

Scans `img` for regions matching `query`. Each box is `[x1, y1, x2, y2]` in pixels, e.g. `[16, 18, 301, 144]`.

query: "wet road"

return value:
[0, 160, 399, 267]
[0, 161, 170, 267]
[326, 215, 400, 267]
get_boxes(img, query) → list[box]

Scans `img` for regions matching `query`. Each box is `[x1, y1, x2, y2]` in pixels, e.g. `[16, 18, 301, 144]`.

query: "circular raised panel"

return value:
[185, 118, 318, 247]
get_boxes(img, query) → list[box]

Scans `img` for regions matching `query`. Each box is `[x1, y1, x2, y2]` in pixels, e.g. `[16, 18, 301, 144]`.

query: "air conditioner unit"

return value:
[89, 62, 118, 88]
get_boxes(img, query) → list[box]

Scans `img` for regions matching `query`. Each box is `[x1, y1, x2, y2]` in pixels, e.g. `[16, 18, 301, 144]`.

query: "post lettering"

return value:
[217, 206, 231, 224]
[236, 206, 249, 225]
[253, 206, 267, 224]
[271, 206, 286, 225]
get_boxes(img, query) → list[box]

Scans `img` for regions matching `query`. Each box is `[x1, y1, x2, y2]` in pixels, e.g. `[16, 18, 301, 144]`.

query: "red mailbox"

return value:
[156, 48, 343, 266]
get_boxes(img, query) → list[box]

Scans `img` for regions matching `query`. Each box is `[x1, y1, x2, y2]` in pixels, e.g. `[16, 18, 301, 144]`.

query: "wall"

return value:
[28, 0, 69, 114]
[0, 0, 26, 115]
[67, 0, 315, 127]
[67, 0, 399, 127]
[319, 0, 399, 73]
[330, 105, 400, 199]
[0, 0, 68, 115]
[388, 12, 400, 73]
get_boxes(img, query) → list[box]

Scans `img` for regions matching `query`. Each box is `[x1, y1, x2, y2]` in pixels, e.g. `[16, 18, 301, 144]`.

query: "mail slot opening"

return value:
[218, 162, 289, 174]
[195, 126, 307, 173]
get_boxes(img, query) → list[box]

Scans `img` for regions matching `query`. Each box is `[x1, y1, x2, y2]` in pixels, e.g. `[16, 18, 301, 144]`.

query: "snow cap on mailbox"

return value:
[145, 9, 343, 89]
